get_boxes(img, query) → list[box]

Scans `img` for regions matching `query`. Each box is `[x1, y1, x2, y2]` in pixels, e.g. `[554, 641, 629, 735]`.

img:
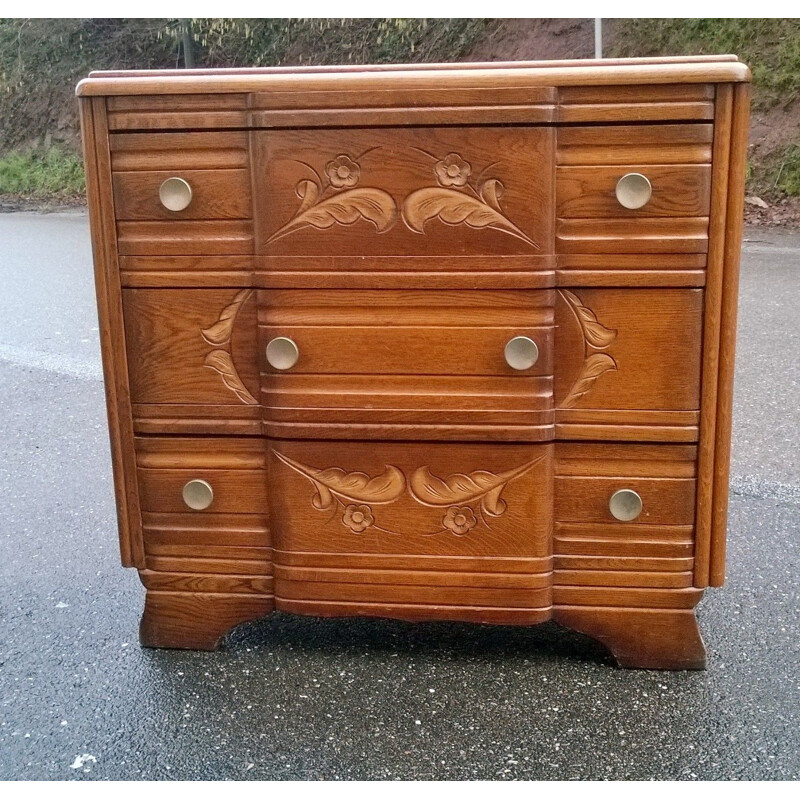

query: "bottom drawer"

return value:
[135, 437, 272, 596]
[131, 437, 699, 615]
[267, 439, 554, 623]
[554, 443, 697, 600]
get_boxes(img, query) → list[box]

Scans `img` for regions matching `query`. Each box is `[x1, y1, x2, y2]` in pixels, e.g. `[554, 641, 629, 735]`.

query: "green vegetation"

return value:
[0, 147, 85, 200]
[0, 19, 486, 205]
[610, 19, 800, 111]
[611, 19, 800, 198]
[758, 144, 800, 197]
[1, 18, 800, 203]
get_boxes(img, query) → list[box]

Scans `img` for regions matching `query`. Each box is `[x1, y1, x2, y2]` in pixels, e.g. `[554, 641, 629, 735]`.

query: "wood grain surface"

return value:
[80, 59, 749, 665]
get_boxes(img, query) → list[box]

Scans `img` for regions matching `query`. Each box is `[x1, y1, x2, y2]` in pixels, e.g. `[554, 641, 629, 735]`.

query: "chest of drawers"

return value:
[78, 56, 750, 669]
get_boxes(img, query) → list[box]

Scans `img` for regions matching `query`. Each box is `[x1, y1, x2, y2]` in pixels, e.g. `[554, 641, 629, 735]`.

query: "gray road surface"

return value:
[0, 212, 798, 780]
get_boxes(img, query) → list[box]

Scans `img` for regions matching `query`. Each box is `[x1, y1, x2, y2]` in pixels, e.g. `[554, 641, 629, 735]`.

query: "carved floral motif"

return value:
[268, 151, 398, 243]
[559, 289, 618, 408]
[442, 506, 478, 536]
[200, 289, 257, 405]
[267, 147, 537, 247]
[274, 452, 543, 538]
[402, 148, 539, 248]
[273, 452, 406, 536]
[435, 153, 471, 187]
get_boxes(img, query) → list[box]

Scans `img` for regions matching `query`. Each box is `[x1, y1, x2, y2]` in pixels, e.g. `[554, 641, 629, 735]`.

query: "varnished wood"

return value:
[710, 82, 750, 586]
[113, 169, 251, 221]
[694, 84, 733, 587]
[76, 60, 750, 98]
[553, 607, 706, 669]
[79, 97, 144, 568]
[557, 165, 711, 218]
[80, 58, 749, 667]
[557, 124, 713, 165]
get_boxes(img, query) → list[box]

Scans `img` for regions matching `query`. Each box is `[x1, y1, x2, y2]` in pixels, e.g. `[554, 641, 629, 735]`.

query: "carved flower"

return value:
[442, 506, 477, 536]
[342, 504, 374, 533]
[326, 155, 360, 189]
[434, 153, 471, 187]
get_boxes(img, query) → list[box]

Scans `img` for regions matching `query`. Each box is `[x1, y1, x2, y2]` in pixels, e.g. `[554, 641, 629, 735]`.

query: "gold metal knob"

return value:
[504, 336, 539, 370]
[182, 479, 213, 511]
[159, 177, 193, 211]
[609, 489, 643, 522]
[266, 337, 299, 370]
[615, 173, 652, 210]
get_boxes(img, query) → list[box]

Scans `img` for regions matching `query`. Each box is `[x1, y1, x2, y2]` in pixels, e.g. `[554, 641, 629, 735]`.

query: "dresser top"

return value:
[76, 55, 749, 96]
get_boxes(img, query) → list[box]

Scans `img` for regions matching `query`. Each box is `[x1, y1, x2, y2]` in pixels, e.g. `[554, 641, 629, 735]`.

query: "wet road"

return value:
[0, 212, 798, 779]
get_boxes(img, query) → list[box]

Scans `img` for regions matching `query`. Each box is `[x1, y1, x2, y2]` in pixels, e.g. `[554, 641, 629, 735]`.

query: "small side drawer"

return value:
[113, 169, 251, 221]
[555, 443, 697, 526]
[557, 164, 711, 219]
[136, 437, 268, 515]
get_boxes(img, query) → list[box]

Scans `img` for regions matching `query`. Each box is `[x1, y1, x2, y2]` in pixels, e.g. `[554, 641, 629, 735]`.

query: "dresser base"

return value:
[138, 590, 707, 669]
[139, 591, 274, 651]
[553, 606, 707, 670]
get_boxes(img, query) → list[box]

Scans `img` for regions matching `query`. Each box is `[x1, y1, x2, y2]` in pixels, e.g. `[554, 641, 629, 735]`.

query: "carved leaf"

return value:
[560, 352, 618, 409]
[409, 457, 543, 517]
[267, 187, 398, 242]
[201, 289, 253, 346]
[561, 290, 617, 349]
[203, 350, 258, 405]
[479, 178, 504, 213]
[402, 186, 538, 248]
[273, 452, 406, 510]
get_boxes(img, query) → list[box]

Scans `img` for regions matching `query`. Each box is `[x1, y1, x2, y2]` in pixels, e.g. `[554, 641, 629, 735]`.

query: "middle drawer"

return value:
[122, 286, 701, 442]
[259, 289, 554, 441]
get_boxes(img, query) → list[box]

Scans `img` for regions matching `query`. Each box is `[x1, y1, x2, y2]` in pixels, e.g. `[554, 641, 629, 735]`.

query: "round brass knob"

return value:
[266, 336, 299, 370]
[182, 479, 213, 511]
[615, 173, 652, 210]
[159, 177, 193, 211]
[504, 336, 539, 370]
[609, 489, 643, 522]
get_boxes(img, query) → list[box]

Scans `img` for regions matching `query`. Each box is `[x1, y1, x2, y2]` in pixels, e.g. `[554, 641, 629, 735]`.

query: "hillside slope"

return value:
[1, 18, 798, 222]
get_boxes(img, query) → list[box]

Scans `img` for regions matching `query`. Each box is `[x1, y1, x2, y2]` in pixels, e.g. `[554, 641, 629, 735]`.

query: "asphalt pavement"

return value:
[0, 211, 798, 780]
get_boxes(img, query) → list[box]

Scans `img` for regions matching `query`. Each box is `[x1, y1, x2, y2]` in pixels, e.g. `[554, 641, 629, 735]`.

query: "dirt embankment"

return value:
[463, 19, 800, 228]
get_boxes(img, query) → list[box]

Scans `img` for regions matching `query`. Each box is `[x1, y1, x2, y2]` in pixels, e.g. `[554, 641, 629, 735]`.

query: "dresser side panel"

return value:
[694, 84, 733, 587]
[709, 82, 751, 586]
[80, 96, 144, 568]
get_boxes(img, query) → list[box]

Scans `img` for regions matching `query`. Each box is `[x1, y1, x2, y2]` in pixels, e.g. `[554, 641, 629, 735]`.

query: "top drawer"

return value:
[110, 132, 253, 255]
[555, 123, 713, 254]
[253, 126, 554, 259]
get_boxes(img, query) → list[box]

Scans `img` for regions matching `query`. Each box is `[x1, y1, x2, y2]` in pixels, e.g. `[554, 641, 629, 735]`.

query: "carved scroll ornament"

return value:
[267, 148, 537, 247]
[274, 452, 543, 537]
[200, 289, 257, 405]
[559, 290, 618, 408]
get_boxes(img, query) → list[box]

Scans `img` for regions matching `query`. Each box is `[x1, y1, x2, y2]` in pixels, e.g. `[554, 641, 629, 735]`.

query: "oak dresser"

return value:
[78, 56, 750, 669]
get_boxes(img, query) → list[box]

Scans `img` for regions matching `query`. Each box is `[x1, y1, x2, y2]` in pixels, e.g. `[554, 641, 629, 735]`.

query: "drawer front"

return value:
[554, 288, 703, 441]
[123, 288, 261, 434]
[259, 289, 554, 441]
[252, 126, 554, 258]
[113, 169, 251, 221]
[557, 164, 711, 219]
[553, 443, 697, 599]
[136, 437, 268, 515]
[269, 439, 553, 622]
[259, 289, 553, 376]
[111, 131, 253, 254]
[136, 437, 272, 593]
[555, 122, 712, 254]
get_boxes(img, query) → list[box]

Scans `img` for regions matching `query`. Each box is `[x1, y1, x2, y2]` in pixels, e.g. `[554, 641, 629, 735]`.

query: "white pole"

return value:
[595, 18, 603, 59]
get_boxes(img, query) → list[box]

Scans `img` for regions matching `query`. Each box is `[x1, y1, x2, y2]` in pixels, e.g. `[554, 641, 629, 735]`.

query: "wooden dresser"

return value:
[78, 56, 750, 669]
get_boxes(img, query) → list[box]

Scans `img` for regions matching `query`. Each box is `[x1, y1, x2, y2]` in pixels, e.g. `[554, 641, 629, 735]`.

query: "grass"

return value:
[610, 19, 800, 111]
[611, 19, 800, 197]
[755, 144, 800, 197]
[0, 148, 85, 201]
